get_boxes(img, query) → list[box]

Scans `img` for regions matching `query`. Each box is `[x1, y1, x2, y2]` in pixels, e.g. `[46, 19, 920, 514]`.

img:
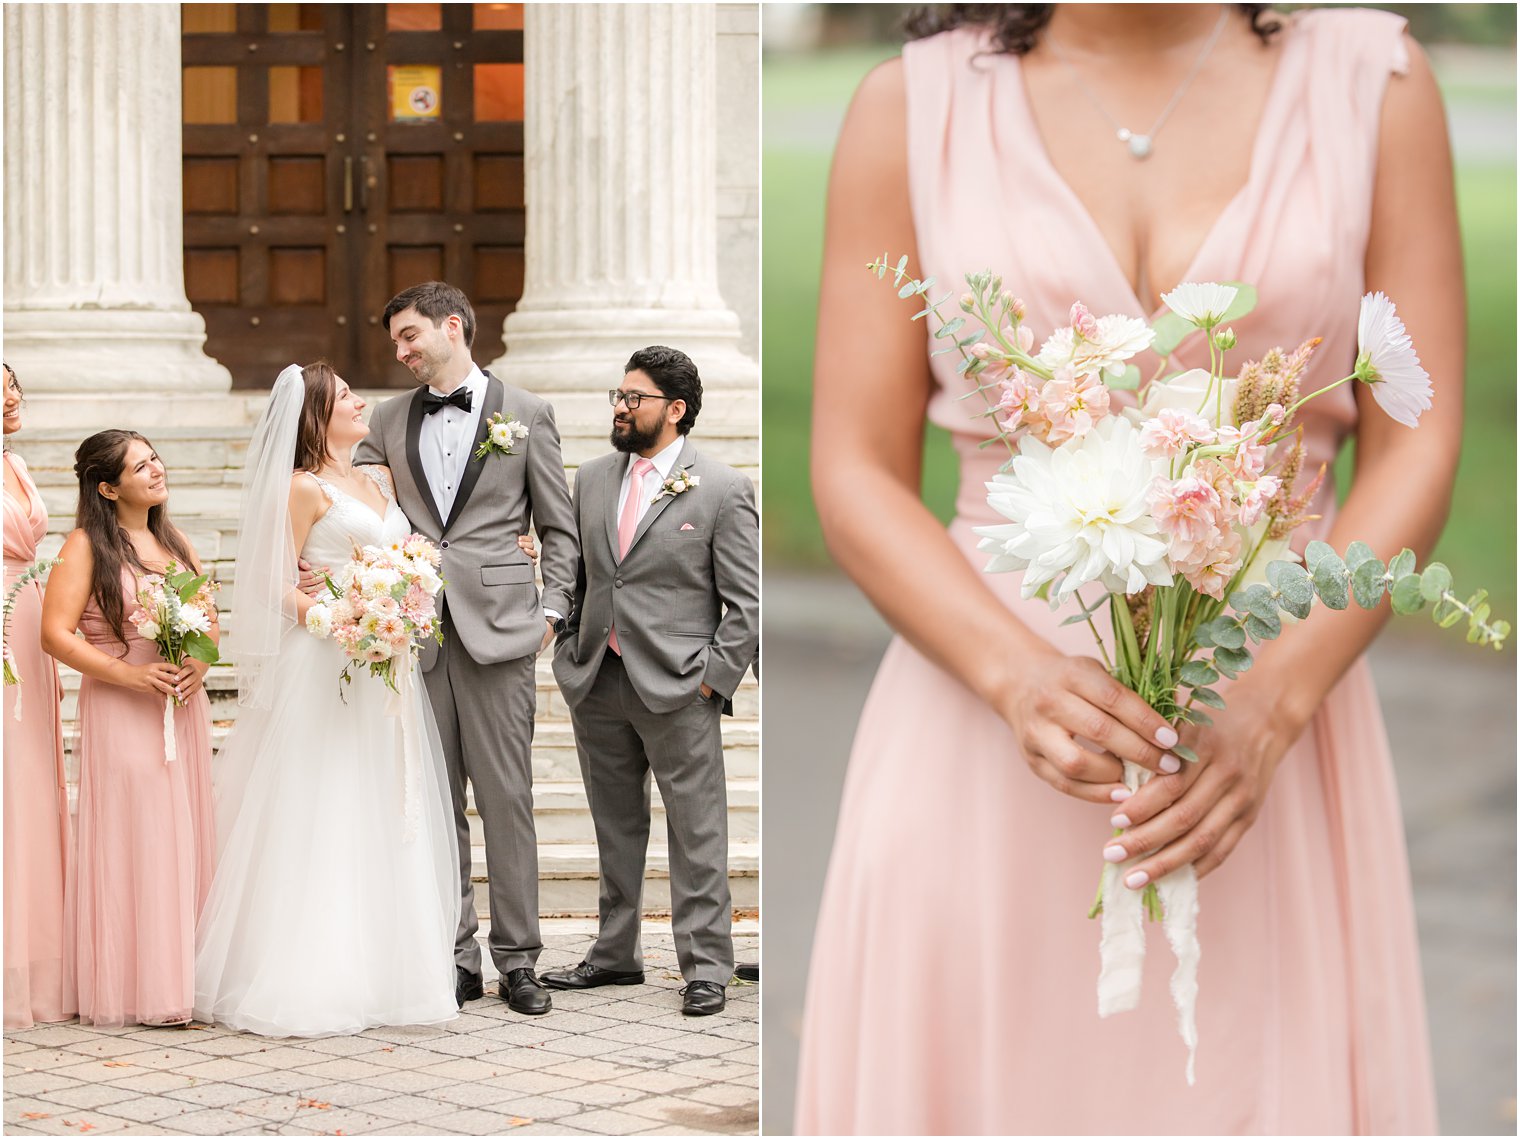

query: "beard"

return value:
[610, 416, 661, 454]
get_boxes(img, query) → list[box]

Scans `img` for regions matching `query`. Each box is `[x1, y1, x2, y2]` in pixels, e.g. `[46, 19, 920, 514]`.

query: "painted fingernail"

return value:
[1159, 754, 1182, 775]
[1110, 814, 1131, 829]
[1109, 787, 1132, 803]
[1155, 725, 1179, 748]
[1125, 870, 1150, 889]
[1103, 844, 1127, 863]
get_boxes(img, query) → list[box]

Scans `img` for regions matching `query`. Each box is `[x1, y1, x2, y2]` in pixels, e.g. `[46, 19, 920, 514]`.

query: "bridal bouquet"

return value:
[872, 258, 1508, 1082]
[305, 535, 444, 695]
[130, 562, 221, 762]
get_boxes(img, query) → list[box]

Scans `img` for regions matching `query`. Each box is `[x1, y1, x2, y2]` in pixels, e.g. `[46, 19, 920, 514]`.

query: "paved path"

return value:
[760, 573, 1516, 1136]
[4, 921, 757, 1137]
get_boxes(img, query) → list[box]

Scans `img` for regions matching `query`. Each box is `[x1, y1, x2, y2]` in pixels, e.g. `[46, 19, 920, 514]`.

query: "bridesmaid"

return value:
[41, 430, 217, 1027]
[3, 363, 76, 1029]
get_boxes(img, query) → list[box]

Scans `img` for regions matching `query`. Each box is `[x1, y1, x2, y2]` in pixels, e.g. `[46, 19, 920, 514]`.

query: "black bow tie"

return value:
[421, 387, 472, 416]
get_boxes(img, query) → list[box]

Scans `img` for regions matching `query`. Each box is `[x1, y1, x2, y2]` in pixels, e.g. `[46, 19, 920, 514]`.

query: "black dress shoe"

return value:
[680, 980, 726, 1016]
[502, 968, 552, 1015]
[456, 966, 483, 1007]
[540, 960, 645, 990]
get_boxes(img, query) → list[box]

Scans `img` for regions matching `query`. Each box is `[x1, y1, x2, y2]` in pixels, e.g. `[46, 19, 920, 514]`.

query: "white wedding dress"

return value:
[193, 468, 459, 1036]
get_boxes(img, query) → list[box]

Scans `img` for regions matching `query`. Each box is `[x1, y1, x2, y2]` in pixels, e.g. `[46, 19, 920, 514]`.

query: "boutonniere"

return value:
[474, 411, 529, 460]
[651, 469, 700, 505]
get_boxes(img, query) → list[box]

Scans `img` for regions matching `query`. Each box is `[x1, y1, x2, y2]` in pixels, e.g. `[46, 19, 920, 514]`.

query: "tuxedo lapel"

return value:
[405, 389, 445, 532]
[604, 457, 625, 564]
[444, 370, 504, 533]
[627, 438, 696, 554]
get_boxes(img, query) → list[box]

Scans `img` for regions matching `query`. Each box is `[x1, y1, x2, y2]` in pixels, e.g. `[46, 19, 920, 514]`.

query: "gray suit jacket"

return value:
[553, 438, 759, 716]
[355, 370, 578, 667]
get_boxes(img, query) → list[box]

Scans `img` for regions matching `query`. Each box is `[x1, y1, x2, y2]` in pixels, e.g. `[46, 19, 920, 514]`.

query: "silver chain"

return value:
[1045, 7, 1230, 160]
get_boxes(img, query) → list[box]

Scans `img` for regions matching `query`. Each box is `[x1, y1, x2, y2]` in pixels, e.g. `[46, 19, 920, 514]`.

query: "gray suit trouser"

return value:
[424, 603, 541, 975]
[571, 652, 732, 985]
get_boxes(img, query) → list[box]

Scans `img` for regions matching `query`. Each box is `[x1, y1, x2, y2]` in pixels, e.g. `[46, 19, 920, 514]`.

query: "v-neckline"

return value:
[3, 451, 36, 519]
[315, 471, 392, 527]
[1003, 18, 1300, 320]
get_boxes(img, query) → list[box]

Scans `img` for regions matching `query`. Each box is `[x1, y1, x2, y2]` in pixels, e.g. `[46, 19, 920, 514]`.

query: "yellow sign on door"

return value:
[390, 65, 442, 121]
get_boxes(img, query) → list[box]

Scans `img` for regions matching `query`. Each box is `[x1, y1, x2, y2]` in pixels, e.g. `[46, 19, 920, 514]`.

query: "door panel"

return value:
[182, 3, 525, 389]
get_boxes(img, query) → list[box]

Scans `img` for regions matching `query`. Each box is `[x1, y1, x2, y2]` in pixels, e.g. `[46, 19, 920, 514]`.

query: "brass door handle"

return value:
[343, 156, 354, 213]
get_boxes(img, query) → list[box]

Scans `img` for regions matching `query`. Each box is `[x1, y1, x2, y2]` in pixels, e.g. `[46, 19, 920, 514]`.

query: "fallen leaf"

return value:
[507, 1118, 535, 1128]
[297, 1098, 333, 1111]
[76, 1124, 97, 1133]
[102, 1061, 132, 1068]
[21, 1112, 49, 1120]
[380, 1046, 395, 1053]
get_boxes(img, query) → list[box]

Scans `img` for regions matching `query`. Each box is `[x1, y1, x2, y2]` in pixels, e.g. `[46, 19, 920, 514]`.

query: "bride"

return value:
[194, 362, 461, 1036]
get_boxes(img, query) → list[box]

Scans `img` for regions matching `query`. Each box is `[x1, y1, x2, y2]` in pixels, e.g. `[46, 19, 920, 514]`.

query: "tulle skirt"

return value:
[193, 629, 458, 1037]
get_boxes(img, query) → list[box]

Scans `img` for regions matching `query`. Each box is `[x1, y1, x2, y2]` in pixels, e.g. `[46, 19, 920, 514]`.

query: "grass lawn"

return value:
[763, 47, 1517, 618]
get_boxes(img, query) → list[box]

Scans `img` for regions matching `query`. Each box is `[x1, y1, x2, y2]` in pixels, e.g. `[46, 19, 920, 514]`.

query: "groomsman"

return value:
[353, 281, 578, 1016]
[546, 346, 759, 1015]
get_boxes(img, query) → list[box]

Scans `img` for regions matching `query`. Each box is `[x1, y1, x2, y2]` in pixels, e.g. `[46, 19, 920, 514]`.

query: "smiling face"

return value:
[389, 305, 463, 387]
[101, 439, 168, 510]
[611, 369, 683, 456]
[2, 366, 20, 436]
[324, 376, 369, 452]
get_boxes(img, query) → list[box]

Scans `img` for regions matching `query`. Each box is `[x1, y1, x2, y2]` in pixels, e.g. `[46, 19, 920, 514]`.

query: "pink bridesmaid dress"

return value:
[796, 10, 1439, 1135]
[68, 567, 215, 1027]
[3, 450, 75, 1028]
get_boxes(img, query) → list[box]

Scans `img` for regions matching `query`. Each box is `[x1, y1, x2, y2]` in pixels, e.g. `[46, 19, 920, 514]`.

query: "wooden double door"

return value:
[182, 3, 525, 389]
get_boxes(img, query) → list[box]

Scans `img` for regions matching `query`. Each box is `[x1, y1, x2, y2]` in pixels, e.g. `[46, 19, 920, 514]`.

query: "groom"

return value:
[545, 346, 759, 1015]
[353, 281, 578, 1015]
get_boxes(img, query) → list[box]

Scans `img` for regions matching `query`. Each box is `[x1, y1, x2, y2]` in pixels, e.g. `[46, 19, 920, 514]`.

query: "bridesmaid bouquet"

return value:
[872, 257, 1508, 1082]
[3, 556, 60, 695]
[304, 535, 445, 697]
[130, 563, 221, 763]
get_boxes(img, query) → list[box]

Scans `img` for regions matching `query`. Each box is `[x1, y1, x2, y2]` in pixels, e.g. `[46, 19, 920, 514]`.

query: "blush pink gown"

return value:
[795, 10, 1439, 1135]
[67, 567, 215, 1027]
[3, 451, 75, 1028]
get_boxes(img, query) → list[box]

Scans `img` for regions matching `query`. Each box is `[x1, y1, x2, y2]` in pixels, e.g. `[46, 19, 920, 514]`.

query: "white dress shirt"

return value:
[419, 363, 488, 523]
[616, 436, 685, 529]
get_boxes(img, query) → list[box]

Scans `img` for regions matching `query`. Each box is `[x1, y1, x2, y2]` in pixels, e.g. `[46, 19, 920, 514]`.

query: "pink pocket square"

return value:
[680, 523, 695, 531]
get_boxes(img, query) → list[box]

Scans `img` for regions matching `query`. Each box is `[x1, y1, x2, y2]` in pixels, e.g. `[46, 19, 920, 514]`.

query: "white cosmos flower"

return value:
[974, 415, 1175, 600]
[1161, 282, 1238, 327]
[1354, 291, 1432, 428]
[1036, 314, 1155, 379]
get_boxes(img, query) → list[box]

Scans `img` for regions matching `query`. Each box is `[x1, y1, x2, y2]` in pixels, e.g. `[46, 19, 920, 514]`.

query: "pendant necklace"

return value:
[1046, 7, 1230, 161]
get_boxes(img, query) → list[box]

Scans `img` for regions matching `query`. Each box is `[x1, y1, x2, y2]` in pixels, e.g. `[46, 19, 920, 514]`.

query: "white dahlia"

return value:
[974, 415, 1175, 600]
[1036, 314, 1155, 379]
[1354, 291, 1432, 428]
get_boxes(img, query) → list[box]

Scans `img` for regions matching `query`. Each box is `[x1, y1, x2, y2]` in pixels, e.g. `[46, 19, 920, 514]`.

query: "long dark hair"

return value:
[904, 5, 1284, 54]
[293, 361, 338, 472]
[73, 430, 197, 649]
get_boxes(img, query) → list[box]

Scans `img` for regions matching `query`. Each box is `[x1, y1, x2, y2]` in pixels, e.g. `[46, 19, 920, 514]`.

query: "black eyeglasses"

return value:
[609, 389, 676, 410]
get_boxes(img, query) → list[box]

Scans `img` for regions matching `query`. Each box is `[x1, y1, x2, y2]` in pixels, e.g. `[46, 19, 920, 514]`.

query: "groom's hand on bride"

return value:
[296, 557, 331, 599]
[1095, 682, 1304, 886]
[999, 650, 1184, 806]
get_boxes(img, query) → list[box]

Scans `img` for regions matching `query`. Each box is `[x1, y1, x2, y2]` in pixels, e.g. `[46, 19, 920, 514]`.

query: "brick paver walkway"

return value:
[3, 921, 758, 1136]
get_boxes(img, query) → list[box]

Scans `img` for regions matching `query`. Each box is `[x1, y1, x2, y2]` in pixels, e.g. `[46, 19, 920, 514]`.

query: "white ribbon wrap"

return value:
[384, 657, 422, 844]
[162, 695, 178, 763]
[1096, 759, 1201, 1085]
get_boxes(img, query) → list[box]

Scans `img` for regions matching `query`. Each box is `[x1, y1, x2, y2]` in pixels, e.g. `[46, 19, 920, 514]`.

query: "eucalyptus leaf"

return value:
[1106, 365, 1141, 392]
[1351, 559, 1388, 609]
[1266, 560, 1313, 612]
[1191, 686, 1227, 709]
[1310, 552, 1350, 610]
[1303, 540, 1337, 573]
[1180, 660, 1219, 687]
[1061, 612, 1093, 627]
[1343, 541, 1378, 572]
[1214, 646, 1253, 678]
[1193, 622, 1217, 649]
[1244, 611, 1282, 642]
[1171, 744, 1200, 764]
[1419, 562, 1453, 602]
[1389, 573, 1427, 616]
[898, 281, 918, 299]
[1187, 709, 1214, 728]
[1388, 548, 1417, 580]
[1149, 312, 1193, 357]
[1219, 281, 1258, 322]
[1230, 584, 1276, 619]
[1206, 617, 1247, 651]
[1432, 596, 1464, 628]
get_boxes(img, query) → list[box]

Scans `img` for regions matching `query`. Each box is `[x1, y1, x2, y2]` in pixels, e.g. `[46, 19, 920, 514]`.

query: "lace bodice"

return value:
[302, 469, 410, 566]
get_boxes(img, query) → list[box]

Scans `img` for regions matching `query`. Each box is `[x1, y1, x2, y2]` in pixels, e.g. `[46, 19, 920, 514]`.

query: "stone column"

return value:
[3, 3, 233, 426]
[494, 3, 758, 449]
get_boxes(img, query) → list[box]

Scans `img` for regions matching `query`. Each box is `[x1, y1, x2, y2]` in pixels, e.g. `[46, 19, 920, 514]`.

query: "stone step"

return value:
[472, 778, 759, 845]
[488, 842, 760, 919]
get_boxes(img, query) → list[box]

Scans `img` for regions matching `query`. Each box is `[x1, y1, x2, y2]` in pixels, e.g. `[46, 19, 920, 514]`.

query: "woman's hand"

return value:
[993, 649, 1186, 805]
[518, 534, 538, 561]
[1098, 683, 1307, 886]
[123, 660, 182, 698]
[174, 658, 211, 699]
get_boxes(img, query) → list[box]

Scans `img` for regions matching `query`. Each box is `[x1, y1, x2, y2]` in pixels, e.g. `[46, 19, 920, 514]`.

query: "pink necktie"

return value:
[609, 457, 655, 655]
